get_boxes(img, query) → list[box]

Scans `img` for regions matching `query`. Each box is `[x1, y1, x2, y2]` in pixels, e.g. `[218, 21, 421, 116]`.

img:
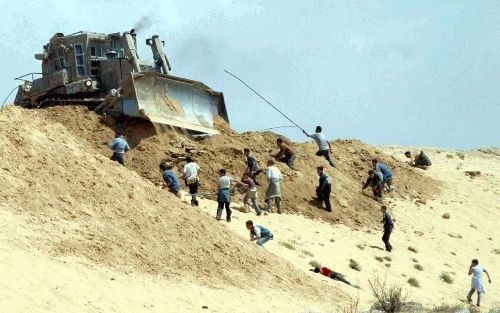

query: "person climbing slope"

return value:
[241, 172, 263, 216]
[159, 162, 181, 196]
[362, 169, 384, 201]
[303, 126, 337, 168]
[246, 220, 273, 247]
[372, 159, 395, 192]
[108, 131, 130, 166]
[467, 259, 492, 307]
[183, 156, 201, 206]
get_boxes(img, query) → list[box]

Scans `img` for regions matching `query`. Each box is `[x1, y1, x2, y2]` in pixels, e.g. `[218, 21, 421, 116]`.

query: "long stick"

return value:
[224, 70, 305, 132]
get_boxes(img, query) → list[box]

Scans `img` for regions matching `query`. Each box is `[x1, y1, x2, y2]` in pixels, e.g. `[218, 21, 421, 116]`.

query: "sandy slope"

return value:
[0, 105, 498, 312]
[188, 146, 500, 310]
[0, 107, 346, 312]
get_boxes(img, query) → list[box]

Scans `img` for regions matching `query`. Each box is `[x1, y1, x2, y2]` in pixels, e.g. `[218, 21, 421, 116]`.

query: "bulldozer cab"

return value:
[14, 30, 228, 135]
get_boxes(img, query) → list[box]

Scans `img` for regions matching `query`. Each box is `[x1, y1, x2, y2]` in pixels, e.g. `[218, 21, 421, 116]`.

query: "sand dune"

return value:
[0, 106, 498, 312]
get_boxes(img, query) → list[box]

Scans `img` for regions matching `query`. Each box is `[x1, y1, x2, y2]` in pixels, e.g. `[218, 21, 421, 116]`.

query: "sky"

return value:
[0, 0, 498, 149]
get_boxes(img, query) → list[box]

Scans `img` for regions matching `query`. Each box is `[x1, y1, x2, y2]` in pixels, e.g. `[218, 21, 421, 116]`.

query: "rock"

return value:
[415, 199, 426, 205]
[442, 213, 451, 219]
[338, 198, 349, 208]
[448, 233, 463, 239]
[465, 171, 481, 178]
[408, 246, 418, 253]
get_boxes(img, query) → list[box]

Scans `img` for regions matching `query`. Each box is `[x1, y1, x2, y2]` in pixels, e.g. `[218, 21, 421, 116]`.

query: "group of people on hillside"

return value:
[106, 129, 494, 304]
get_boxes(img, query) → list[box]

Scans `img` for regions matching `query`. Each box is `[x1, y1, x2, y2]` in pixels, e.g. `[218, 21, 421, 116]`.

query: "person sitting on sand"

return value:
[310, 267, 353, 286]
[362, 170, 384, 202]
[246, 220, 273, 247]
[405, 150, 432, 169]
[272, 138, 297, 170]
[244, 148, 263, 183]
[467, 259, 492, 307]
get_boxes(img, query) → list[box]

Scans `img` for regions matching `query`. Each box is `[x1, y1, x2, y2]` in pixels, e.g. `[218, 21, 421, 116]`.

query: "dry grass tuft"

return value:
[349, 259, 361, 271]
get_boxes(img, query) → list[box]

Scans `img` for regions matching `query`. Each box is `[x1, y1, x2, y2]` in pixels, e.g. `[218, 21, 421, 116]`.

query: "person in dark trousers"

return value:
[372, 159, 394, 192]
[183, 156, 201, 206]
[246, 220, 273, 247]
[316, 166, 332, 212]
[381, 205, 394, 252]
[362, 170, 384, 201]
[216, 168, 236, 222]
[273, 138, 297, 170]
[108, 132, 130, 165]
[244, 148, 263, 183]
[159, 162, 181, 196]
[311, 267, 353, 286]
[303, 126, 337, 168]
[467, 259, 492, 307]
[405, 150, 432, 169]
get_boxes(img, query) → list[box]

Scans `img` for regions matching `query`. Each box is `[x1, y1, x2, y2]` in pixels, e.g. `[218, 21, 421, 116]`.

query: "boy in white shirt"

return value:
[183, 156, 201, 206]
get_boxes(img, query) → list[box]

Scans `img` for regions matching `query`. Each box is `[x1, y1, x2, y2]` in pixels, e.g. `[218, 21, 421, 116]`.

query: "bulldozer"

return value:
[14, 30, 228, 135]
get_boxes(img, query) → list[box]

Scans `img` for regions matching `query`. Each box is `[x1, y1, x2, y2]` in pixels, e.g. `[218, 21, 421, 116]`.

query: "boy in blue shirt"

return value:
[108, 132, 130, 166]
[159, 162, 181, 196]
[372, 159, 395, 192]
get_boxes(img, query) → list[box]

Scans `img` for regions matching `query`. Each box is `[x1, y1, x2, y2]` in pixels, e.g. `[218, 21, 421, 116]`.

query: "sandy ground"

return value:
[188, 147, 500, 310]
[0, 106, 498, 312]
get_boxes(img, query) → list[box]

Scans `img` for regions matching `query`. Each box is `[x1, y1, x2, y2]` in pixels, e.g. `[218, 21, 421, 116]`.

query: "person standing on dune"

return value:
[183, 156, 201, 206]
[381, 205, 394, 252]
[265, 159, 284, 214]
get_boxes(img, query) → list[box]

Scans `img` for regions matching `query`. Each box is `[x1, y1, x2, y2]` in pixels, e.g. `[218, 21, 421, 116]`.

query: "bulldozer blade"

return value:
[121, 72, 228, 135]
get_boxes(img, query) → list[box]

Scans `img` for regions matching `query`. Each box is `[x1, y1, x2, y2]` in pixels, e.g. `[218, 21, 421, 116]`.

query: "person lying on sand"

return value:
[467, 259, 492, 307]
[310, 267, 352, 286]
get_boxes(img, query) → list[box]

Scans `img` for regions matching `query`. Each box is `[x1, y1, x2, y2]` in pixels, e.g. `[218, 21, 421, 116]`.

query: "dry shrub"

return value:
[375, 256, 384, 262]
[430, 304, 465, 313]
[440, 272, 454, 284]
[279, 241, 296, 250]
[414, 264, 424, 271]
[368, 277, 407, 313]
[407, 277, 420, 288]
[349, 259, 361, 271]
[309, 260, 321, 268]
[337, 295, 360, 313]
[302, 250, 314, 257]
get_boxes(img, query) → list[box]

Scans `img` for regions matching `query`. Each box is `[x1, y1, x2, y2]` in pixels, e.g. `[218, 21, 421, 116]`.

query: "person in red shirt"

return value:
[311, 267, 353, 286]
